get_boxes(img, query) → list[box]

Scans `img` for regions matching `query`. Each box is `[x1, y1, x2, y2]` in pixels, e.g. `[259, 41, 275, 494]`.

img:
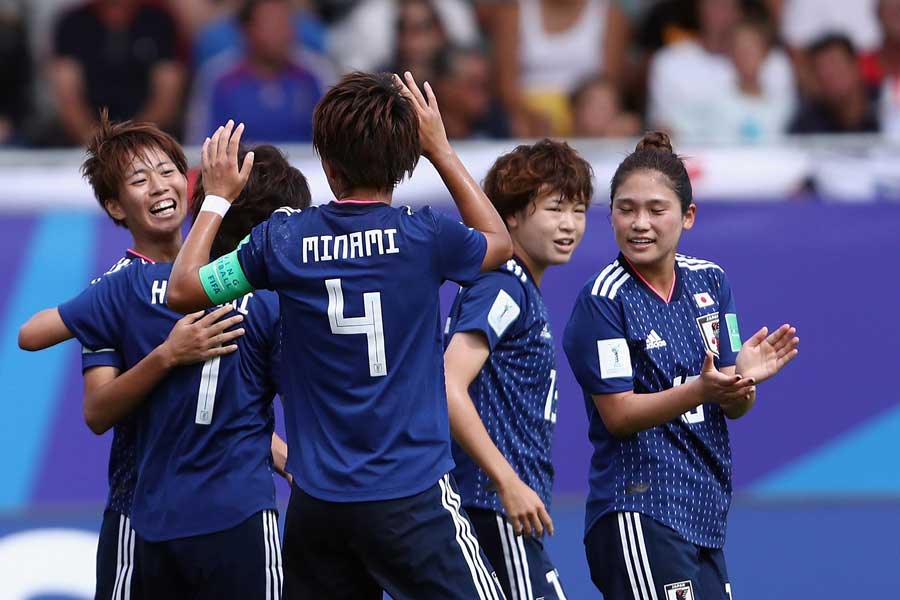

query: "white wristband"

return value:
[200, 195, 231, 217]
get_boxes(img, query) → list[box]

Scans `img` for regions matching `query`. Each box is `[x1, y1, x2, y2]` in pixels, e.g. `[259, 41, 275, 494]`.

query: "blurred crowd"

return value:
[1, 0, 899, 147]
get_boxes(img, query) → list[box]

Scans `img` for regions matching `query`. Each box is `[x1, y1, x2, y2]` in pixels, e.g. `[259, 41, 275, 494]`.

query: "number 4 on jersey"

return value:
[326, 278, 388, 377]
[673, 374, 704, 424]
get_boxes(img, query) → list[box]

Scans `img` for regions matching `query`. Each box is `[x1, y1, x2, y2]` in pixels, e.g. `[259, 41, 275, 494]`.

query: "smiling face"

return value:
[104, 145, 188, 241]
[611, 170, 695, 269]
[507, 189, 587, 269]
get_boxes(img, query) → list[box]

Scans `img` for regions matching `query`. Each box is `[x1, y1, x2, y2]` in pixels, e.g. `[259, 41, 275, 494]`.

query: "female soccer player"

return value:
[20, 143, 305, 599]
[563, 132, 799, 600]
[444, 139, 593, 600]
[17, 114, 235, 600]
[167, 71, 512, 599]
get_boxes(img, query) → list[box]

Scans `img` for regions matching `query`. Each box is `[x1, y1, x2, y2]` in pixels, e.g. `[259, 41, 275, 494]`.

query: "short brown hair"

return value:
[483, 139, 594, 219]
[81, 110, 187, 227]
[312, 72, 420, 194]
[191, 144, 311, 259]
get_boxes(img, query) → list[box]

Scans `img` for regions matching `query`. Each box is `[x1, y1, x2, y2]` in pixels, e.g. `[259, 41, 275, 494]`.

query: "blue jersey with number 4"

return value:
[59, 261, 279, 541]
[446, 257, 557, 514]
[236, 201, 487, 502]
[563, 253, 741, 548]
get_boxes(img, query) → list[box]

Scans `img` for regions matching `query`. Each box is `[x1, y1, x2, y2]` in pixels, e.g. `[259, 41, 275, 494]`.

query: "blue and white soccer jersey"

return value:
[235, 201, 504, 599]
[83, 249, 147, 600]
[563, 253, 741, 600]
[59, 261, 283, 599]
[446, 257, 566, 600]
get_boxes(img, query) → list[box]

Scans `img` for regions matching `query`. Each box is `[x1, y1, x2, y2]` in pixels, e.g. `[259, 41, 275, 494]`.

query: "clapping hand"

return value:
[735, 324, 800, 385]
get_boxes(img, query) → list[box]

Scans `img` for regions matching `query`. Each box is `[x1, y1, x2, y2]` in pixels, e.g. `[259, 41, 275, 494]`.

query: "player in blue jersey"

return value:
[17, 114, 249, 600]
[166, 71, 513, 599]
[563, 132, 800, 600]
[444, 140, 594, 600]
[20, 142, 304, 599]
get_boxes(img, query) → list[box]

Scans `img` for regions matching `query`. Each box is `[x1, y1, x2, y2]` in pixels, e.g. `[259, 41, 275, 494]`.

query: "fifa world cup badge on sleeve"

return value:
[664, 580, 695, 600]
[597, 338, 632, 379]
[725, 313, 741, 352]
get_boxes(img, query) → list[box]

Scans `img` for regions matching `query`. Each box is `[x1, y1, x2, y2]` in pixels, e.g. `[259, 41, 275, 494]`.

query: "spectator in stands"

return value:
[488, 0, 629, 137]
[861, 0, 900, 86]
[570, 75, 640, 138]
[790, 34, 880, 134]
[192, 0, 326, 71]
[327, 0, 479, 73]
[0, 7, 31, 145]
[647, 0, 794, 142]
[49, 0, 185, 145]
[431, 45, 510, 140]
[722, 16, 795, 142]
[780, 0, 881, 93]
[384, 0, 449, 85]
[185, 0, 335, 144]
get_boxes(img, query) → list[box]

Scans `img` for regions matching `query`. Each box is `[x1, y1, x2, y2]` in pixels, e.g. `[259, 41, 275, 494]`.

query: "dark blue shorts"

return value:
[585, 511, 732, 600]
[96, 509, 142, 600]
[282, 473, 506, 600]
[467, 507, 568, 600]
[138, 509, 282, 600]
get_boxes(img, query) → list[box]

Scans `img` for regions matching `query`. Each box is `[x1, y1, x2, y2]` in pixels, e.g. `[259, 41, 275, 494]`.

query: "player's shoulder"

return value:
[583, 257, 634, 303]
[676, 253, 727, 285]
[467, 260, 529, 299]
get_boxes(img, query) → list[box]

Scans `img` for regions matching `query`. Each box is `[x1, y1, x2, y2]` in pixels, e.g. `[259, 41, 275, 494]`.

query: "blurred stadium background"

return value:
[1, 0, 899, 598]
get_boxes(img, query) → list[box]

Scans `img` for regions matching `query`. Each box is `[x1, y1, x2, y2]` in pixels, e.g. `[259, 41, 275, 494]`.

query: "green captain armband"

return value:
[199, 249, 254, 304]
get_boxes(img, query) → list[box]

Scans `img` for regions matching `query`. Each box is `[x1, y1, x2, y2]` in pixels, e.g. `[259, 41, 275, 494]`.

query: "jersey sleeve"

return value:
[716, 270, 740, 368]
[58, 270, 127, 357]
[80, 347, 124, 372]
[430, 210, 487, 285]
[236, 210, 295, 291]
[448, 274, 526, 351]
[563, 290, 634, 395]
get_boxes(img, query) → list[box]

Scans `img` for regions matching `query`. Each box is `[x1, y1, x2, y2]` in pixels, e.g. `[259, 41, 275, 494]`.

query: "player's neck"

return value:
[628, 256, 676, 301]
[131, 234, 182, 264]
[512, 242, 545, 286]
[336, 188, 392, 205]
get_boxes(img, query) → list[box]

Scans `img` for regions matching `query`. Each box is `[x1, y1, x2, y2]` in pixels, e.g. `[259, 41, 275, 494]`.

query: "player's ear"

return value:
[681, 203, 696, 231]
[104, 197, 127, 223]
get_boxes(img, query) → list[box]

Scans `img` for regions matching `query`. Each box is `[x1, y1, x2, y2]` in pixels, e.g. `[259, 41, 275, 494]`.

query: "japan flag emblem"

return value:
[693, 292, 714, 308]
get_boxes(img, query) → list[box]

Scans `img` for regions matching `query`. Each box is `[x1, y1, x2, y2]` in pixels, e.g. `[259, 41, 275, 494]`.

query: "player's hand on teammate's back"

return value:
[395, 71, 452, 161]
[159, 305, 244, 367]
[201, 119, 254, 203]
[735, 324, 800, 385]
[498, 475, 554, 538]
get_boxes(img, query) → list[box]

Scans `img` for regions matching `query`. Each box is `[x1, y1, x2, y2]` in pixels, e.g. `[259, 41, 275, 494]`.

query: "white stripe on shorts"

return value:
[617, 513, 643, 600]
[496, 515, 522, 600]
[631, 513, 658, 600]
[438, 476, 499, 600]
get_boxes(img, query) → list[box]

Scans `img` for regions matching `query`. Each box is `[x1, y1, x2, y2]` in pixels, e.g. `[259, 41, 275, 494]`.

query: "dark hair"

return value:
[483, 139, 594, 220]
[237, 0, 287, 26]
[191, 144, 311, 259]
[82, 109, 187, 227]
[313, 71, 420, 194]
[807, 32, 856, 58]
[610, 131, 693, 213]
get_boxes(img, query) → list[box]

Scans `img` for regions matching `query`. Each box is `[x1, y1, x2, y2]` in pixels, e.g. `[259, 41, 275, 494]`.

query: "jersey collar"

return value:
[125, 248, 156, 264]
[617, 253, 682, 304]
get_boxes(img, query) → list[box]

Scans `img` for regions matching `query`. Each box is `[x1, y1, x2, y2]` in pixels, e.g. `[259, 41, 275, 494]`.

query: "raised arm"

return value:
[445, 331, 553, 537]
[19, 308, 74, 351]
[82, 306, 244, 434]
[395, 72, 512, 272]
[594, 352, 756, 438]
[168, 120, 255, 313]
